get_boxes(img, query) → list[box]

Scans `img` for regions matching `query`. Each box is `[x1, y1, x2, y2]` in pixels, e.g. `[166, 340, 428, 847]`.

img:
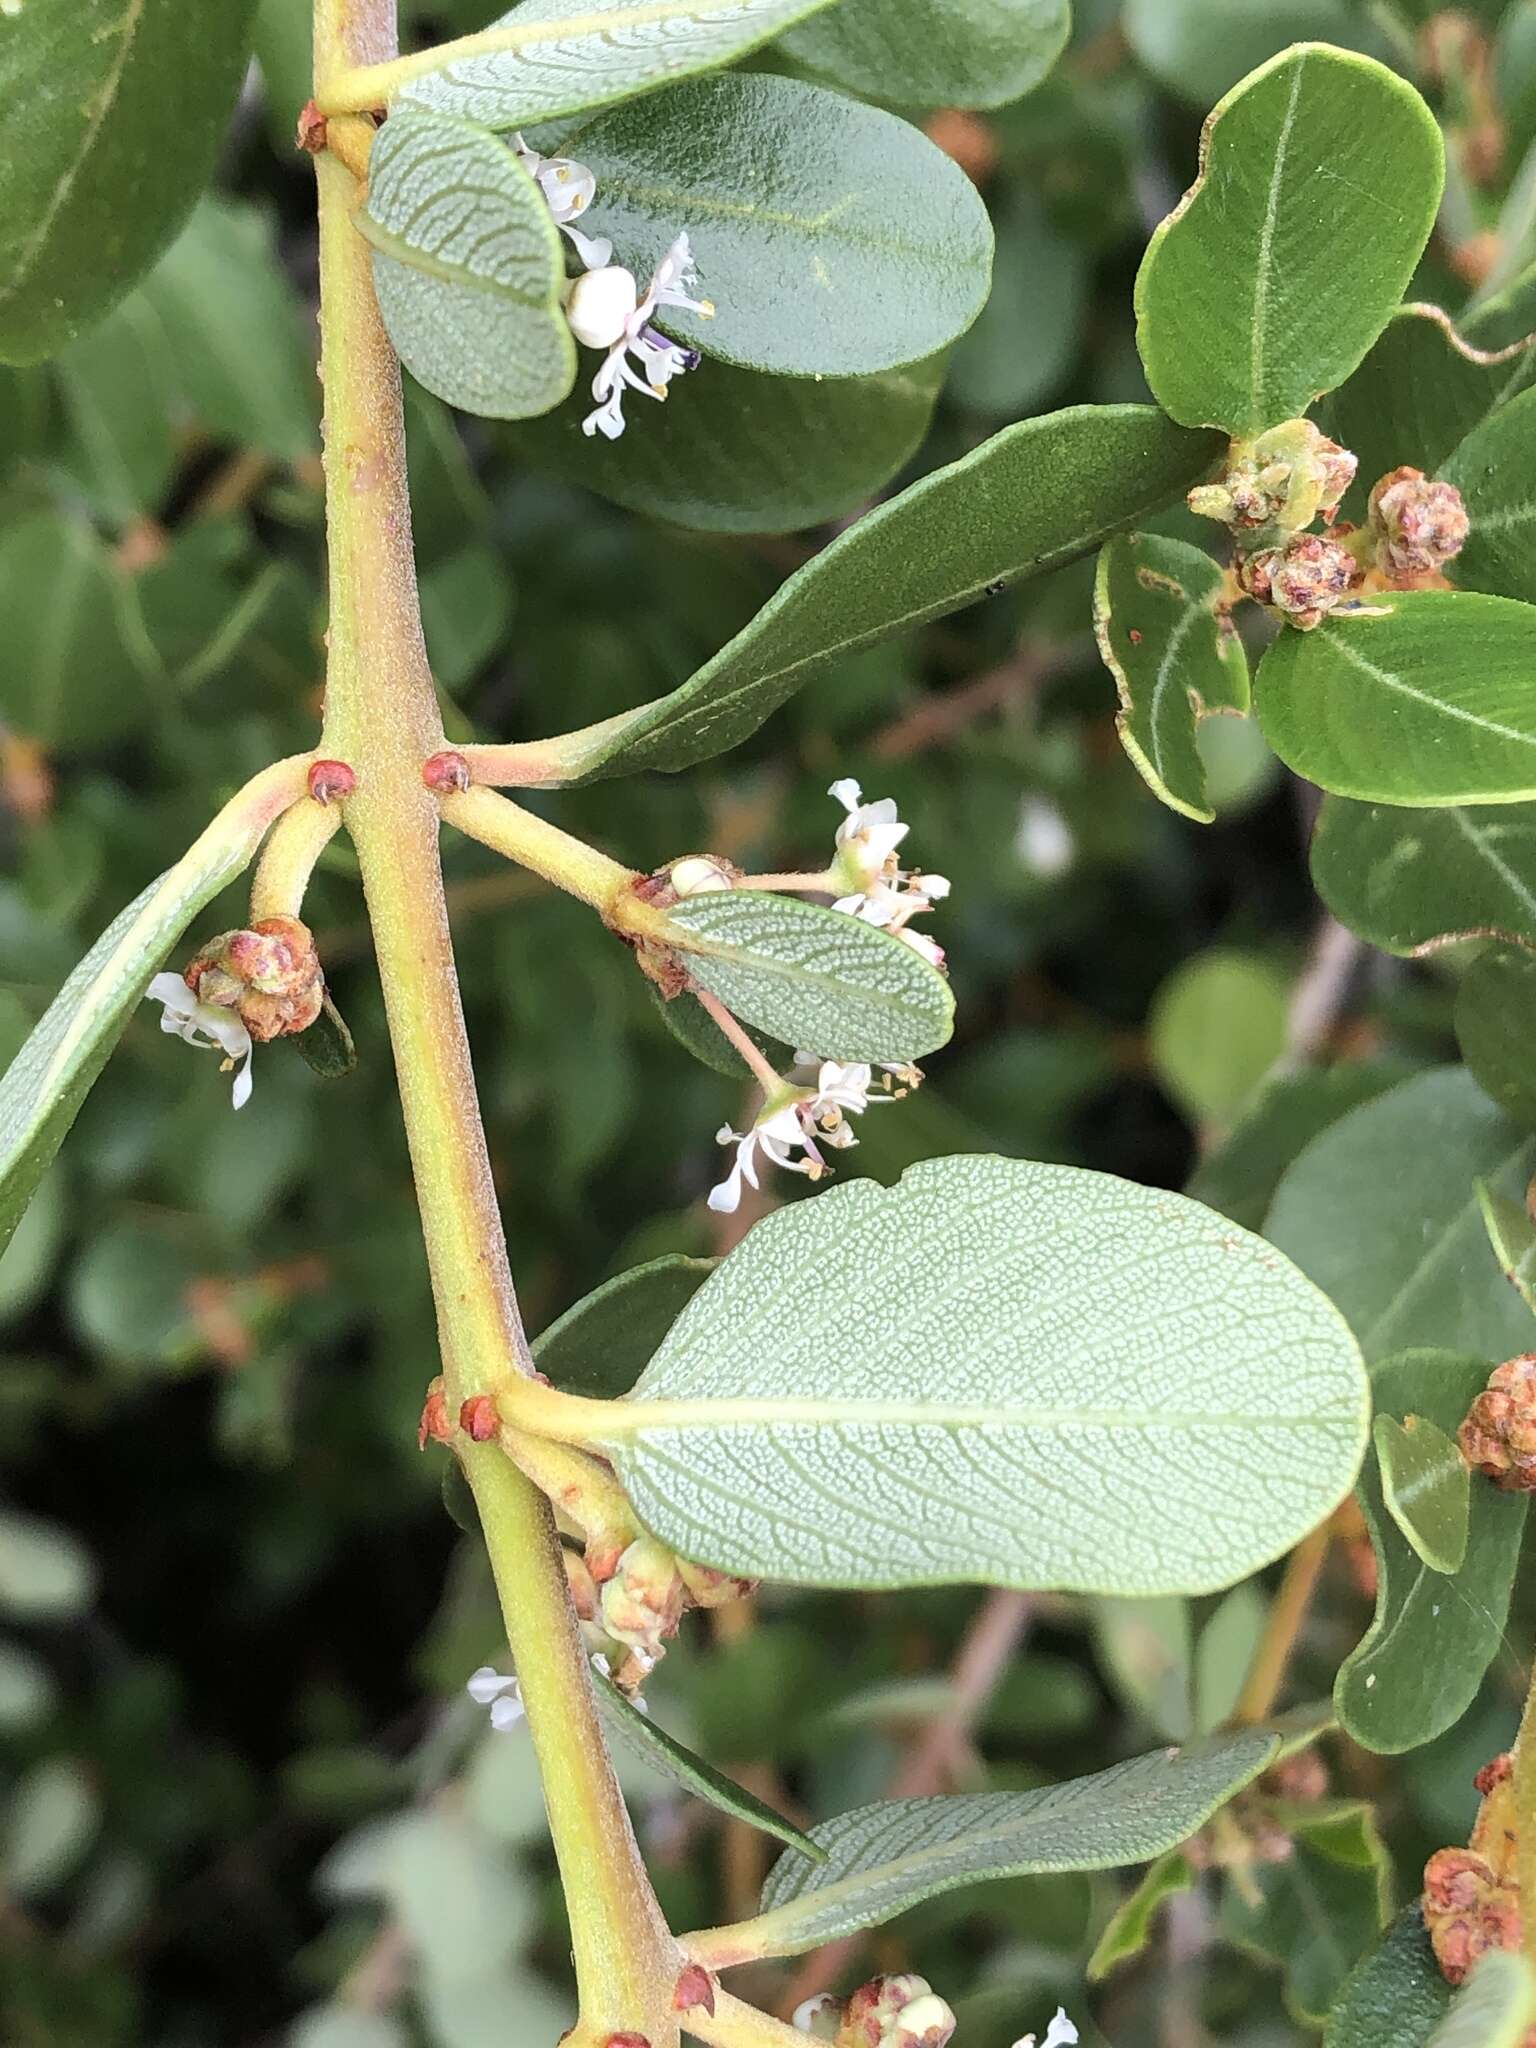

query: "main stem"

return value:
[310, 4, 677, 2036]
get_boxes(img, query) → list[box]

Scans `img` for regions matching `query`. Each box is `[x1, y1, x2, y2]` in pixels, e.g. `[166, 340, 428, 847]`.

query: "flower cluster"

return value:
[1423, 1753, 1522, 1987]
[516, 133, 714, 439]
[142, 914, 325, 1109]
[792, 1975, 1076, 2048]
[1458, 1353, 1536, 1490]
[828, 778, 950, 970]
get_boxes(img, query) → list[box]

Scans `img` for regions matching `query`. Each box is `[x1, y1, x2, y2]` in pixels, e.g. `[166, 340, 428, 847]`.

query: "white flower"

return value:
[1013, 2008, 1079, 2048]
[466, 1665, 525, 1731]
[793, 1994, 842, 2039]
[707, 1062, 885, 1213]
[145, 973, 254, 1109]
[826, 780, 950, 969]
[569, 232, 714, 440]
[511, 132, 612, 269]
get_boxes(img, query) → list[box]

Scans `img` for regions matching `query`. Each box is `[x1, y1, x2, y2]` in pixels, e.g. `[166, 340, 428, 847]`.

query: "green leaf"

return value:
[1094, 1596, 1193, 1741]
[1443, 383, 1536, 606]
[1265, 1067, 1536, 1362]
[554, 405, 1222, 778]
[0, 512, 155, 750]
[0, 0, 256, 363]
[0, 1511, 95, 1621]
[1148, 950, 1288, 1126]
[667, 891, 955, 1064]
[362, 106, 576, 420]
[779, 0, 1071, 112]
[53, 300, 180, 524]
[0, 764, 300, 1256]
[396, 0, 839, 130]
[292, 993, 358, 1081]
[948, 189, 1087, 420]
[2, 1758, 98, 1899]
[1430, 1954, 1536, 2048]
[1223, 1803, 1391, 2024]
[593, 1669, 824, 1860]
[1459, 947, 1536, 1131]
[1326, 1905, 1453, 2048]
[1373, 1414, 1470, 1575]
[582, 1156, 1367, 1595]
[1476, 1177, 1536, 1314]
[511, 352, 944, 536]
[1188, 1062, 1413, 1232]
[728, 1730, 1277, 1958]
[532, 1255, 715, 1399]
[651, 986, 794, 1080]
[1255, 594, 1536, 807]
[1311, 798, 1536, 956]
[1093, 532, 1249, 823]
[1134, 46, 1444, 434]
[1337, 1349, 1526, 1754]
[1087, 1848, 1197, 1980]
[1194, 1583, 1267, 1731]
[1123, 0, 1387, 108]
[563, 74, 992, 376]
[1320, 305, 1536, 512]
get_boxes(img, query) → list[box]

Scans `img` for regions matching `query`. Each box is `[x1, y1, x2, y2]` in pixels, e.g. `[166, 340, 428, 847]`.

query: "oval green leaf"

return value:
[1149, 950, 1288, 1127]
[1311, 798, 1536, 956]
[563, 73, 992, 376]
[666, 891, 954, 1064]
[1457, 946, 1536, 1131]
[700, 1730, 1278, 1960]
[1475, 1177, 1536, 1315]
[1256, 593, 1536, 806]
[361, 105, 575, 420]
[533, 1255, 715, 1400]
[0, 759, 305, 1257]
[0, 0, 256, 363]
[1326, 1906, 1453, 2048]
[1265, 1067, 1536, 1363]
[1124, 0, 1386, 108]
[511, 352, 944, 535]
[585, 1156, 1367, 1595]
[1372, 1414, 1470, 1575]
[1134, 46, 1444, 434]
[546, 405, 1222, 779]
[1336, 1350, 1526, 1754]
[1443, 381, 1536, 606]
[1094, 532, 1250, 823]
[395, 0, 838, 129]
[779, 0, 1070, 112]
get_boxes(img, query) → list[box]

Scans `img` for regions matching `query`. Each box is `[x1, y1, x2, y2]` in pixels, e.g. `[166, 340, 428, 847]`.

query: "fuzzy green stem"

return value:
[1516, 1659, 1536, 1972]
[440, 783, 638, 913]
[310, 0, 677, 2033]
[249, 799, 343, 922]
[686, 1988, 815, 2048]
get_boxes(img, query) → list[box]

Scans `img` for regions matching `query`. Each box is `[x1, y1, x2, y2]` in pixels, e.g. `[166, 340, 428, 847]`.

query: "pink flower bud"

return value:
[458, 1394, 500, 1443]
[1368, 466, 1470, 579]
[307, 759, 356, 804]
[1459, 1355, 1536, 1490]
[423, 750, 472, 793]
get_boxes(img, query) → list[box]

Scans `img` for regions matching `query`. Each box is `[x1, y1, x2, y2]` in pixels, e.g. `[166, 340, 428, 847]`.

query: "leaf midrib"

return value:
[1248, 54, 1307, 420]
[599, 1393, 1361, 1438]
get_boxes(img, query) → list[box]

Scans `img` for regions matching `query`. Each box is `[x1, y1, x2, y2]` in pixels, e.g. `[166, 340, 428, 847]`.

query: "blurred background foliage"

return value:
[3, 0, 1536, 2041]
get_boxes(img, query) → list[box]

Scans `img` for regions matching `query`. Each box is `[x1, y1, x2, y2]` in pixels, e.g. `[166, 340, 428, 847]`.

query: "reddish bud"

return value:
[1476, 1753, 1515, 1798]
[1423, 1847, 1521, 1986]
[186, 916, 324, 1043]
[418, 1379, 452, 1450]
[1369, 466, 1470, 580]
[1266, 1748, 1328, 1803]
[459, 1394, 500, 1442]
[296, 99, 328, 154]
[308, 758, 356, 804]
[604, 2036, 651, 2048]
[1459, 1354, 1536, 1490]
[424, 750, 472, 794]
[562, 1548, 600, 1622]
[1242, 531, 1359, 630]
[674, 1964, 716, 2015]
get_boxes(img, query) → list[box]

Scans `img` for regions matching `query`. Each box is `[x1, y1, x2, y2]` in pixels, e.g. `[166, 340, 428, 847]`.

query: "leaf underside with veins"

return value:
[590, 1157, 1368, 1596]
[398, 0, 840, 130]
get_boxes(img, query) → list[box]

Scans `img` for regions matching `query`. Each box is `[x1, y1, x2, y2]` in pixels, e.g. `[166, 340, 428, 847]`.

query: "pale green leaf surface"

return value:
[1124, 0, 1387, 107]
[1443, 382, 1536, 605]
[1188, 1062, 1414, 1232]
[1372, 1414, 1470, 1576]
[398, 0, 837, 129]
[1149, 951, 1287, 1125]
[780, 0, 1070, 112]
[363, 105, 575, 420]
[1087, 1849, 1196, 1980]
[0, 769, 298, 1256]
[1094, 1597, 1193, 1742]
[0, 0, 256, 362]
[533, 1255, 714, 1400]
[1429, 1953, 1536, 2048]
[1336, 1350, 1526, 1754]
[555, 405, 1222, 779]
[667, 891, 955, 1063]
[1256, 594, 1536, 807]
[1476, 1178, 1536, 1315]
[1094, 531, 1249, 822]
[1265, 1067, 1536, 1362]
[564, 74, 992, 376]
[591, 1157, 1368, 1595]
[1457, 946, 1536, 1131]
[1325, 1905, 1453, 2047]
[1311, 798, 1536, 955]
[0, 513, 154, 750]
[1134, 46, 1444, 433]
[739, 1730, 1277, 1956]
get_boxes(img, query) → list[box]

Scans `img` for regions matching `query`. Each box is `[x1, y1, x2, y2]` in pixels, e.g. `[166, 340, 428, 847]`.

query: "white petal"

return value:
[147, 971, 198, 1020]
[490, 1692, 526, 1731]
[828, 778, 863, 813]
[707, 1162, 746, 1213]
[467, 1666, 512, 1704]
[915, 872, 952, 900]
[229, 1046, 254, 1111]
[1041, 2013, 1079, 2048]
[563, 222, 613, 270]
[567, 266, 640, 349]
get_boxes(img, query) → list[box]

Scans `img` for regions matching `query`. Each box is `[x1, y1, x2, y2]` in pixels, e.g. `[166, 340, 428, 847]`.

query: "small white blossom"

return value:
[708, 1062, 885, 1213]
[466, 1665, 525, 1731]
[570, 232, 714, 440]
[144, 973, 254, 1109]
[827, 780, 950, 968]
[793, 1994, 842, 2039]
[511, 132, 612, 269]
[1012, 2008, 1079, 2048]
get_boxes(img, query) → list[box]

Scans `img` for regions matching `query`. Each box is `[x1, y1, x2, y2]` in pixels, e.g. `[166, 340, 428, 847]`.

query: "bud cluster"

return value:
[585, 1533, 754, 1692]
[1368, 465, 1471, 581]
[795, 1975, 957, 2048]
[186, 915, 325, 1042]
[1458, 1354, 1536, 1490]
[1188, 419, 1356, 540]
[1423, 1751, 1522, 1987]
